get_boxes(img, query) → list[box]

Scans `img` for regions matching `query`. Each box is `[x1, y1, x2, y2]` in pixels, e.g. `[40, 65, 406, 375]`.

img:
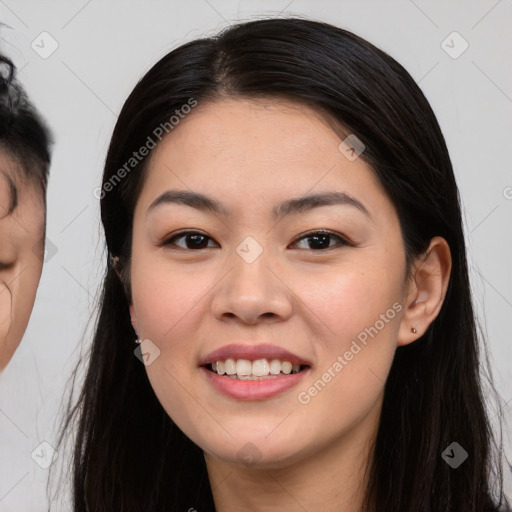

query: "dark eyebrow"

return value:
[147, 190, 230, 217]
[0, 170, 18, 218]
[146, 189, 371, 220]
[273, 191, 370, 220]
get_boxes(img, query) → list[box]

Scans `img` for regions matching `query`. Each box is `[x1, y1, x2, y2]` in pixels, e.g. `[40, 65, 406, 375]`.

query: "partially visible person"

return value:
[0, 53, 52, 371]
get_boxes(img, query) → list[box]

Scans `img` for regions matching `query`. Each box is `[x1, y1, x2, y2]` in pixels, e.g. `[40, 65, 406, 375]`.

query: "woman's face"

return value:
[129, 98, 411, 469]
[0, 154, 45, 371]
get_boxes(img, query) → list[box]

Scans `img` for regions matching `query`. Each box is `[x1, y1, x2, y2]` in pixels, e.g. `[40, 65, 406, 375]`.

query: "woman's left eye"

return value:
[290, 231, 348, 250]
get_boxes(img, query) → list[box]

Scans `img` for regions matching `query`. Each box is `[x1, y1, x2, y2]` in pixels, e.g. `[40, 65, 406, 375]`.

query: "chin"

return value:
[199, 431, 314, 470]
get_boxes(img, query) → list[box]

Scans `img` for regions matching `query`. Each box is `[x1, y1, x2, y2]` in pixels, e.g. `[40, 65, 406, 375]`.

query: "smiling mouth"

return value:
[205, 358, 310, 380]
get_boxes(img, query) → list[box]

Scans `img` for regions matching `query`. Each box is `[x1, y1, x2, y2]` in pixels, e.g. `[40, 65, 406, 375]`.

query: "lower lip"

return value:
[201, 367, 310, 400]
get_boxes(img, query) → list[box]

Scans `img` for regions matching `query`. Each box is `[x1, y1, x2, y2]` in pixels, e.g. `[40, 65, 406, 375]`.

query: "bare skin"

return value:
[0, 154, 45, 371]
[128, 98, 451, 511]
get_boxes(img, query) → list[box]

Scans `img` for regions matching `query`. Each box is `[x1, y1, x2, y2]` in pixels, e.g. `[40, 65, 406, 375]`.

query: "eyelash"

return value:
[160, 229, 351, 252]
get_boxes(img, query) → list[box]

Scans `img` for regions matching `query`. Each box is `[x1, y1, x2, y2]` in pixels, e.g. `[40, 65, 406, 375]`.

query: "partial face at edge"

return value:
[127, 98, 422, 468]
[0, 153, 45, 371]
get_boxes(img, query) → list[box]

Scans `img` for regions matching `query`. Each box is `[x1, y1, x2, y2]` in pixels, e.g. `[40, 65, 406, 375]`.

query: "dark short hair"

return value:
[0, 53, 53, 215]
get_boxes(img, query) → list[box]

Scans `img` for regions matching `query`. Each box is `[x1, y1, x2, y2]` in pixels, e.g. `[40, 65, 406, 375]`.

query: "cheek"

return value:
[130, 260, 210, 344]
[294, 265, 401, 412]
[298, 262, 402, 344]
[12, 264, 42, 324]
[131, 265, 214, 441]
[0, 261, 43, 367]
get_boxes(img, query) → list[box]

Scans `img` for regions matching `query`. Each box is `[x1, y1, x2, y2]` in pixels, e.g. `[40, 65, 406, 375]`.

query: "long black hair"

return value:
[57, 17, 511, 512]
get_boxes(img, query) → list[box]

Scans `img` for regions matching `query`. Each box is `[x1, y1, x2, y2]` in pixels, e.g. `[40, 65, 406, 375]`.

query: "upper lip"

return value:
[200, 343, 312, 367]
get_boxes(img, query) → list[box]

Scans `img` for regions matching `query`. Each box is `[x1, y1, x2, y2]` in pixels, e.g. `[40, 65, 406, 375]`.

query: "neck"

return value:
[205, 401, 380, 512]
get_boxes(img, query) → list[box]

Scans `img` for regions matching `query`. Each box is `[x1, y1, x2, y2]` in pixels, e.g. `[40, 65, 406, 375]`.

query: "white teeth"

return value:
[252, 359, 270, 377]
[269, 359, 282, 375]
[210, 358, 304, 377]
[236, 359, 252, 376]
[224, 358, 236, 375]
[281, 361, 292, 374]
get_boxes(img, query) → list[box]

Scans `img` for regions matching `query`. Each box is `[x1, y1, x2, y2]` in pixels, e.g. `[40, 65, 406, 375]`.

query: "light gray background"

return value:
[0, 1, 511, 510]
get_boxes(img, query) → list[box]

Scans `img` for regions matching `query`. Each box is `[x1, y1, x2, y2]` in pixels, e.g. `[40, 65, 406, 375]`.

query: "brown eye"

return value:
[162, 231, 217, 250]
[291, 230, 349, 250]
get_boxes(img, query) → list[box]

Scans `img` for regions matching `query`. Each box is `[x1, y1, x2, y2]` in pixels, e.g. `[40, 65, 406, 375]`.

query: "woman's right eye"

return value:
[162, 231, 218, 250]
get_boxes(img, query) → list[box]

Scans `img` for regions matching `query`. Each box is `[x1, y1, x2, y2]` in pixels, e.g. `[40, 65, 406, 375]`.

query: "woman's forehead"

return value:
[146, 99, 367, 188]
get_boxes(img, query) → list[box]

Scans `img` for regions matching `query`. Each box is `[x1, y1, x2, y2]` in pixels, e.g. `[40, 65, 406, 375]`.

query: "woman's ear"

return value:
[129, 304, 138, 335]
[111, 254, 133, 303]
[397, 236, 452, 346]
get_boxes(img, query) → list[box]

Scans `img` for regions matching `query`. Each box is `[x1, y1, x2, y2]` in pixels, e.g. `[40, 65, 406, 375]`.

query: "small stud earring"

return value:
[411, 327, 418, 334]
[135, 338, 142, 344]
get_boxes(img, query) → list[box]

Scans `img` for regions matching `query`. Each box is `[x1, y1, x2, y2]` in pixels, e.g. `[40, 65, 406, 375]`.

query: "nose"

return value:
[210, 248, 293, 325]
